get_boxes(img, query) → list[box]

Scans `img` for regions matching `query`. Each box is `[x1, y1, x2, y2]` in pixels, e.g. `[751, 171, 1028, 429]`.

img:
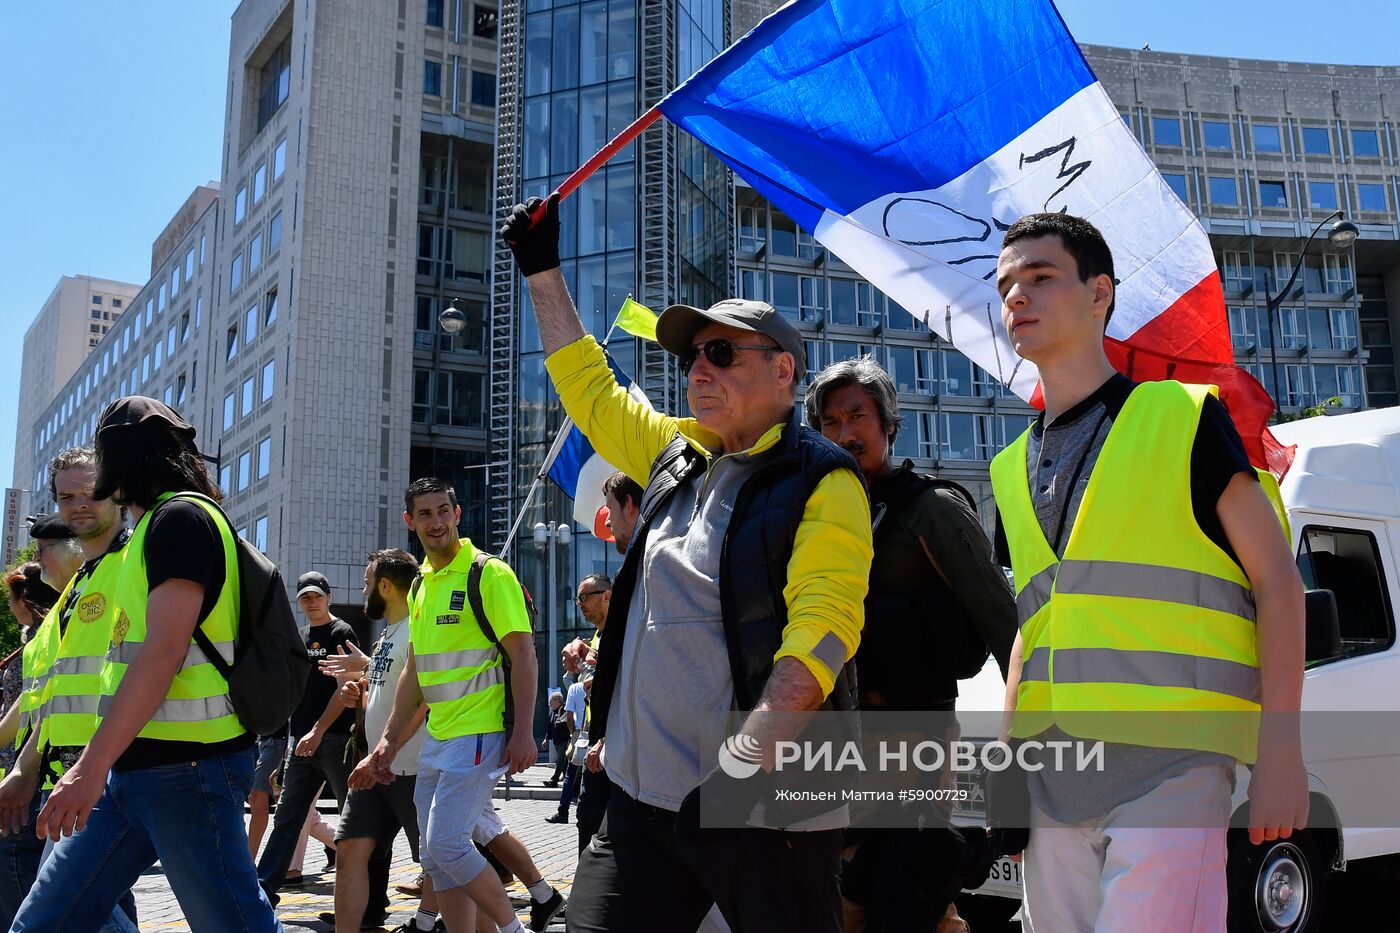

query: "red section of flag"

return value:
[594, 505, 615, 542]
[1105, 337, 1295, 479]
[1121, 271, 1234, 364]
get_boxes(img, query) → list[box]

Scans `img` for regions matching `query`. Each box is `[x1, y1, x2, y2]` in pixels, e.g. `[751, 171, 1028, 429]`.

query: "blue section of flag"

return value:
[657, 0, 1096, 224]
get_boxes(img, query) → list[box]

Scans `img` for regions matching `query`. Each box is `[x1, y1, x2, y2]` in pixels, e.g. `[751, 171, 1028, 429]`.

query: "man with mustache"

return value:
[807, 356, 1016, 933]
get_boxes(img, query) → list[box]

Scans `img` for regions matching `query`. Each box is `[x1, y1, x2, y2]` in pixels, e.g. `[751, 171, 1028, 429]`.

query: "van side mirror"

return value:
[1304, 589, 1342, 663]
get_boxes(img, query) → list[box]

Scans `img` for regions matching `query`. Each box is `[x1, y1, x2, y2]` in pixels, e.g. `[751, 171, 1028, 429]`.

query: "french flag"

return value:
[547, 358, 653, 537]
[657, 0, 1287, 474]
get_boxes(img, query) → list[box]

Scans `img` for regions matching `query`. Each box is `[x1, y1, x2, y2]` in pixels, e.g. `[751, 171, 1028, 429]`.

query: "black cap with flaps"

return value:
[655, 298, 807, 380]
[91, 397, 197, 501]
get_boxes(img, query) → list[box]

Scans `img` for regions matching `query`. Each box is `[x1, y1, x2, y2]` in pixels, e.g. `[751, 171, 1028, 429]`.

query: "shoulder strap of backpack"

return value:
[148, 492, 237, 680]
[465, 552, 501, 649]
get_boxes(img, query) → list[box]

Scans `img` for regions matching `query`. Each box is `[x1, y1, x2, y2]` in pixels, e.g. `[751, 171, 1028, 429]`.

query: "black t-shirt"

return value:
[115, 498, 252, 772]
[292, 620, 359, 739]
[994, 376, 1256, 568]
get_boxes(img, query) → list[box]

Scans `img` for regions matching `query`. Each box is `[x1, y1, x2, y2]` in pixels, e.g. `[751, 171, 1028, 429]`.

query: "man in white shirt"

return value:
[321, 549, 437, 933]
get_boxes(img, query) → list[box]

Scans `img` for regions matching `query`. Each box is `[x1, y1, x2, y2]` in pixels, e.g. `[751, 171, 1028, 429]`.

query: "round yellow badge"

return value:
[111, 611, 130, 647]
[77, 592, 107, 623]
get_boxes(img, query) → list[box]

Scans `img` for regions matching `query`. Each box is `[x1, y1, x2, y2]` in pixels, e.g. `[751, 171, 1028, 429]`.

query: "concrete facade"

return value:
[12, 276, 140, 492]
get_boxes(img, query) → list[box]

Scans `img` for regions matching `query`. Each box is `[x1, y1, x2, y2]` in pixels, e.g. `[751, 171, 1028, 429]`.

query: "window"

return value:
[235, 186, 247, 225]
[248, 233, 263, 275]
[180, 311, 191, 343]
[941, 413, 992, 460]
[1228, 307, 1252, 349]
[1208, 176, 1239, 205]
[253, 163, 267, 204]
[185, 248, 195, 281]
[219, 464, 232, 493]
[153, 341, 162, 371]
[135, 314, 143, 339]
[1259, 179, 1288, 208]
[264, 287, 279, 326]
[92, 295, 103, 306]
[253, 516, 268, 553]
[1323, 253, 1353, 295]
[111, 298, 122, 309]
[426, 0, 444, 27]
[1278, 307, 1307, 350]
[91, 308, 102, 319]
[470, 71, 496, 108]
[230, 254, 243, 293]
[261, 360, 275, 401]
[273, 138, 287, 180]
[237, 452, 251, 491]
[257, 36, 291, 131]
[1357, 183, 1387, 212]
[163, 385, 173, 406]
[176, 373, 187, 405]
[200, 233, 207, 266]
[432, 370, 485, 427]
[1329, 308, 1359, 350]
[1308, 181, 1339, 211]
[141, 354, 150, 384]
[1302, 126, 1332, 155]
[1253, 123, 1283, 153]
[90, 323, 101, 334]
[241, 377, 255, 416]
[737, 205, 765, 253]
[223, 393, 236, 430]
[424, 61, 442, 96]
[268, 210, 283, 253]
[412, 370, 430, 423]
[257, 436, 272, 479]
[1350, 129, 1381, 158]
[885, 347, 936, 394]
[1202, 120, 1232, 150]
[473, 4, 498, 38]
[1151, 116, 1182, 147]
[226, 325, 239, 362]
[1162, 172, 1188, 203]
[245, 303, 259, 343]
[167, 325, 176, 357]
[1296, 525, 1394, 661]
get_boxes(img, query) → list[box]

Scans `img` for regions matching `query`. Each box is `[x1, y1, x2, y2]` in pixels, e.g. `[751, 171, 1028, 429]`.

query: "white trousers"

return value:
[1021, 764, 1232, 932]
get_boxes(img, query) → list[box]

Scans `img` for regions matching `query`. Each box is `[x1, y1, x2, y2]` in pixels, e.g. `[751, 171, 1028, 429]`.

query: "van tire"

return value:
[956, 892, 1021, 925]
[1227, 830, 1327, 932]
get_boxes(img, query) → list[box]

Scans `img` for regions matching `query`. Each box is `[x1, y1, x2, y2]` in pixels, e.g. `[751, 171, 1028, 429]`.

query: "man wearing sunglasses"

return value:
[503, 195, 872, 933]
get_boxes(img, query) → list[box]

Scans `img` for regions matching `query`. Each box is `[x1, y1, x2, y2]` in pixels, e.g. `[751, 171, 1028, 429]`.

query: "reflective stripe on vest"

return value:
[419, 663, 506, 705]
[1015, 559, 1255, 628]
[98, 492, 244, 744]
[991, 381, 1285, 763]
[414, 646, 497, 674]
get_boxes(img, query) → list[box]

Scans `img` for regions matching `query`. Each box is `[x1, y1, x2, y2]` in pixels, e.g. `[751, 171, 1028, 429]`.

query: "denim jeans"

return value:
[557, 763, 581, 814]
[11, 747, 281, 932]
[0, 791, 43, 929]
[33, 792, 140, 933]
[256, 731, 352, 901]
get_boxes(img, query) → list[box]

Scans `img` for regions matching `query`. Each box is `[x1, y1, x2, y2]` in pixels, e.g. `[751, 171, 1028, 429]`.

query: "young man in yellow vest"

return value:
[16, 397, 282, 932]
[991, 213, 1307, 930]
[368, 477, 555, 933]
[0, 449, 139, 932]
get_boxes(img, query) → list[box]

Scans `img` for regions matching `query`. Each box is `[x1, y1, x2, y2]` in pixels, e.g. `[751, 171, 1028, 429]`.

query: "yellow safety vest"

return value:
[991, 381, 1287, 763]
[38, 537, 128, 751]
[17, 597, 67, 752]
[98, 492, 243, 743]
[408, 538, 529, 741]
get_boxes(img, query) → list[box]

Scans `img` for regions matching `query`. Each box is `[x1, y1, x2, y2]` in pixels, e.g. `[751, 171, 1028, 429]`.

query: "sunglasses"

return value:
[575, 590, 608, 605]
[679, 338, 782, 376]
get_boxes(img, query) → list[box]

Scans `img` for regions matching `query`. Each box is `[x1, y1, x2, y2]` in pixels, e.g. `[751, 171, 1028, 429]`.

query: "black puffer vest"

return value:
[590, 413, 864, 740]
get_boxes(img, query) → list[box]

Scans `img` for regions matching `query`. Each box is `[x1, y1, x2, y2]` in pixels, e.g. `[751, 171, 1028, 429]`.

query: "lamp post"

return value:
[1263, 210, 1360, 413]
[533, 521, 572, 699]
[438, 298, 468, 336]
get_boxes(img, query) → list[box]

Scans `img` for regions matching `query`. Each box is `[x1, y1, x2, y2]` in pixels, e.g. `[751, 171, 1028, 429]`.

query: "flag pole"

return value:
[501, 414, 577, 557]
[529, 107, 663, 225]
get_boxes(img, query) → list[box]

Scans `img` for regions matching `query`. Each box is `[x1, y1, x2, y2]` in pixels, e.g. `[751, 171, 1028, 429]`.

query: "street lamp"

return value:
[438, 298, 468, 335]
[1263, 210, 1360, 413]
[533, 521, 572, 702]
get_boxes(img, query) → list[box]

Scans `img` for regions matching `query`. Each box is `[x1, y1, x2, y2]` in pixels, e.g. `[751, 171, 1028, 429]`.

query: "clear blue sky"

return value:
[0, 1, 1395, 488]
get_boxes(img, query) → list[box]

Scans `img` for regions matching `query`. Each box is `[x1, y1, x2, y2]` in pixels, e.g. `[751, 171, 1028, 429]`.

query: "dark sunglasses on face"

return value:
[576, 590, 608, 604]
[679, 338, 781, 377]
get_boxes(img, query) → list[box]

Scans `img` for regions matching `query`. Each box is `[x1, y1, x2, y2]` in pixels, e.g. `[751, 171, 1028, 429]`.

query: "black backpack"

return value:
[153, 492, 310, 736]
[410, 551, 538, 731]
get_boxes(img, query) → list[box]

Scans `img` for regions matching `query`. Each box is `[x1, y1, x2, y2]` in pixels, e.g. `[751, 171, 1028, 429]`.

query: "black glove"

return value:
[499, 193, 561, 277]
[983, 739, 1031, 857]
[674, 763, 772, 843]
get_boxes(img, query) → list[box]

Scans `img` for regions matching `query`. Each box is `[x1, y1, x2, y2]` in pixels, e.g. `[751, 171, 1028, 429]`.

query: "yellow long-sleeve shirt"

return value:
[545, 335, 871, 696]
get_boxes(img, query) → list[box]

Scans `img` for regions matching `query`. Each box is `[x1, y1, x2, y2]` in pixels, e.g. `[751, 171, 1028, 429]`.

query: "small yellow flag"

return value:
[614, 297, 658, 342]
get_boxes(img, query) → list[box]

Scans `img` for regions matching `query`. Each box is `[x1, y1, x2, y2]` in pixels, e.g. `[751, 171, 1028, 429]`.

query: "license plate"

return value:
[975, 856, 1024, 897]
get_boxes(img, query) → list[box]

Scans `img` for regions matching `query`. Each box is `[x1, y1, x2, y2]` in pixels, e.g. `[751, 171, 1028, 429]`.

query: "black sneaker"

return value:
[388, 922, 446, 933]
[318, 910, 387, 929]
[324, 845, 337, 871]
[544, 811, 569, 824]
[530, 887, 565, 932]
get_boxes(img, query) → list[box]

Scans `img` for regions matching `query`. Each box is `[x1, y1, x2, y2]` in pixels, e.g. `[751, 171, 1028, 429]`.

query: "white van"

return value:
[956, 408, 1400, 932]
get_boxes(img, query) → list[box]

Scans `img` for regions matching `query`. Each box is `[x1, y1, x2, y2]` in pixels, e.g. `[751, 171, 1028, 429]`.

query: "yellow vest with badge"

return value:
[991, 380, 1287, 763]
[17, 597, 68, 755]
[408, 538, 530, 741]
[97, 492, 243, 743]
[39, 539, 128, 751]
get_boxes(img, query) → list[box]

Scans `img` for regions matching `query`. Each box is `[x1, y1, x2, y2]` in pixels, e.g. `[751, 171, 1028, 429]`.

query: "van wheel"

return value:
[956, 893, 1021, 925]
[1227, 830, 1327, 932]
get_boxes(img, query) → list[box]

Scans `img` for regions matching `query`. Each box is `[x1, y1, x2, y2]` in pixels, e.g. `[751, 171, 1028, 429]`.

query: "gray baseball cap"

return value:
[655, 298, 806, 380]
